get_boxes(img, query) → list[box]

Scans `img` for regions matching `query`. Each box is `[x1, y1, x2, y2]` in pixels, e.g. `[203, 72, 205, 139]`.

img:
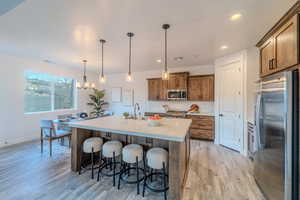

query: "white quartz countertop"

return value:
[68, 116, 192, 142]
[186, 112, 215, 117]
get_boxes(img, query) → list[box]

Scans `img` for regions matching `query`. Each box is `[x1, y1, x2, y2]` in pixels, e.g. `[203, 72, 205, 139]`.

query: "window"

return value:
[24, 72, 75, 113]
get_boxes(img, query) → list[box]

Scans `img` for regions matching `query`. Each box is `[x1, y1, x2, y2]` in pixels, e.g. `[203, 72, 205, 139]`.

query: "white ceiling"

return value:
[0, 0, 297, 73]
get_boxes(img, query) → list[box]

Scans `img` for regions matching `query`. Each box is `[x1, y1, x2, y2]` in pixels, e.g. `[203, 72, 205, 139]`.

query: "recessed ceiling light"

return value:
[174, 57, 183, 61]
[220, 45, 228, 50]
[156, 59, 162, 63]
[230, 13, 242, 21]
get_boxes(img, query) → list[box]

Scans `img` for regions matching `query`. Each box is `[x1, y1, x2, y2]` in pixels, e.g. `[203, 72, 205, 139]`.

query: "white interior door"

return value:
[218, 61, 243, 151]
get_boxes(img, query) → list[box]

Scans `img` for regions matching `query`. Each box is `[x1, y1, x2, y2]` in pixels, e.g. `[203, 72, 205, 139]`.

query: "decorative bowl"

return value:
[147, 119, 162, 127]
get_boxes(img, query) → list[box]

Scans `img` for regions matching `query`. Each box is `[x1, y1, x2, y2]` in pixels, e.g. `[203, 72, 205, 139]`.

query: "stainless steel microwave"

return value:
[167, 90, 187, 100]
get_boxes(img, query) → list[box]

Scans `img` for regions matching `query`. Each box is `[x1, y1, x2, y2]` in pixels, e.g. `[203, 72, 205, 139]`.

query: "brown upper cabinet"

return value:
[274, 15, 298, 70]
[260, 38, 276, 76]
[257, 2, 300, 77]
[188, 75, 214, 101]
[147, 78, 159, 101]
[167, 72, 189, 90]
[147, 78, 168, 101]
[147, 73, 214, 101]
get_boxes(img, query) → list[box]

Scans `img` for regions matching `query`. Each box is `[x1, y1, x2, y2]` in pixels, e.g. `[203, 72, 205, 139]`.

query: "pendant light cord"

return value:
[129, 35, 132, 75]
[83, 60, 87, 82]
[101, 41, 104, 77]
[164, 28, 167, 72]
[83, 61, 86, 76]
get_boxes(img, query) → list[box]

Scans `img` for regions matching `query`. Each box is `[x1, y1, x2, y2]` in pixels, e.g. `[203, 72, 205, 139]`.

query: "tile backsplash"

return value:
[146, 101, 214, 113]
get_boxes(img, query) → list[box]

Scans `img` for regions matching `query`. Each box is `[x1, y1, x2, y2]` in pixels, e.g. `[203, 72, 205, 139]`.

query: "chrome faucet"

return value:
[134, 103, 140, 120]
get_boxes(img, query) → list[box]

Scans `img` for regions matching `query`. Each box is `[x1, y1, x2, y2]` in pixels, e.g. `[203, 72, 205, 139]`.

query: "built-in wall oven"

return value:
[167, 90, 187, 100]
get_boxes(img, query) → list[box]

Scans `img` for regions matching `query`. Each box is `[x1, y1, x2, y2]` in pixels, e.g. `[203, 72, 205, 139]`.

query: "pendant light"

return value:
[126, 32, 134, 82]
[99, 39, 106, 83]
[162, 24, 170, 80]
[76, 60, 95, 89]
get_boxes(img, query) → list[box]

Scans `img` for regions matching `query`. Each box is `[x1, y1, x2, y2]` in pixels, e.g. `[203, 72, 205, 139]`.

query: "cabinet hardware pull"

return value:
[269, 60, 272, 70]
[272, 58, 276, 69]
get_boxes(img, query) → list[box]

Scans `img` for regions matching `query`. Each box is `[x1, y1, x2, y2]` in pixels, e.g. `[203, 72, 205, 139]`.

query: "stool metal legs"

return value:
[113, 152, 116, 186]
[78, 147, 100, 180]
[118, 156, 145, 195]
[142, 161, 168, 200]
[162, 162, 167, 200]
[91, 147, 94, 179]
[97, 151, 120, 187]
[136, 157, 140, 194]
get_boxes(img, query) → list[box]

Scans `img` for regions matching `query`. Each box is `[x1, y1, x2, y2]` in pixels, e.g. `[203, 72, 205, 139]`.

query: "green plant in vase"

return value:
[87, 89, 108, 117]
[123, 112, 130, 119]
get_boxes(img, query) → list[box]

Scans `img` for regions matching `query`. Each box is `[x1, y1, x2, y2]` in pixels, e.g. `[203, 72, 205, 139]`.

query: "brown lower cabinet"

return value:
[186, 115, 215, 140]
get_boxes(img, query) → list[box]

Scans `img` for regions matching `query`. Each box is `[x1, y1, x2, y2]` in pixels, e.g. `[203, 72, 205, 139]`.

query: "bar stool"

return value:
[79, 137, 103, 179]
[143, 147, 169, 200]
[97, 140, 122, 186]
[118, 144, 145, 195]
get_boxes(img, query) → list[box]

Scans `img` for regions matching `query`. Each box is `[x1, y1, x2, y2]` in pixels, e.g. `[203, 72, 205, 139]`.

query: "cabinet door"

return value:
[199, 76, 214, 101]
[160, 80, 168, 100]
[168, 73, 188, 90]
[148, 79, 161, 101]
[188, 75, 214, 101]
[188, 77, 200, 101]
[260, 38, 275, 76]
[274, 15, 299, 70]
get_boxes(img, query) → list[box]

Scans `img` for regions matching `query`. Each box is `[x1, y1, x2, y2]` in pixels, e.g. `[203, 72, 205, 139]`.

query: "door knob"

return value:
[219, 114, 224, 117]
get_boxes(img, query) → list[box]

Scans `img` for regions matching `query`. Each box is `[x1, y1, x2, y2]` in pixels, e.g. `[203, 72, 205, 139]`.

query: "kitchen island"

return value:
[68, 116, 192, 200]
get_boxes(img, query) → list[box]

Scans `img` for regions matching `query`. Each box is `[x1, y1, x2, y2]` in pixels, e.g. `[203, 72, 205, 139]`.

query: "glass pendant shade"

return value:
[162, 70, 169, 80]
[76, 82, 81, 89]
[99, 75, 106, 83]
[126, 72, 132, 82]
[84, 81, 90, 89]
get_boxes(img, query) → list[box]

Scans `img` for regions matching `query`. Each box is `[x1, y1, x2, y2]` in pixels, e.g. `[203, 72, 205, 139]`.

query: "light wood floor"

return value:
[0, 140, 264, 200]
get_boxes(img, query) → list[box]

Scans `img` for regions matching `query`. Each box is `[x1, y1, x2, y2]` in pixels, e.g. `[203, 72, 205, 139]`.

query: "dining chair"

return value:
[40, 120, 72, 156]
[57, 114, 73, 145]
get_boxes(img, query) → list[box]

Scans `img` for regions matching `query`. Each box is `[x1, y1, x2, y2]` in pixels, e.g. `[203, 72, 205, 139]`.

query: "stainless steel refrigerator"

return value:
[254, 70, 299, 200]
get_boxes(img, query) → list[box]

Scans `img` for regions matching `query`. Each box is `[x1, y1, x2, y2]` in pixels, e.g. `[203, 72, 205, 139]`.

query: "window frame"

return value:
[24, 71, 77, 114]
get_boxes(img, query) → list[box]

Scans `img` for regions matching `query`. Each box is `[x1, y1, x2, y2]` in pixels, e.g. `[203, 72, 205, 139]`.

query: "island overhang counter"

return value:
[69, 116, 192, 200]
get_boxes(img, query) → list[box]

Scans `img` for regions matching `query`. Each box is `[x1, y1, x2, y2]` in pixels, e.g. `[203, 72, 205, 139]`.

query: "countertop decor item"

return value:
[87, 89, 108, 117]
[188, 104, 199, 112]
[148, 114, 163, 127]
[123, 112, 130, 119]
[162, 104, 169, 112]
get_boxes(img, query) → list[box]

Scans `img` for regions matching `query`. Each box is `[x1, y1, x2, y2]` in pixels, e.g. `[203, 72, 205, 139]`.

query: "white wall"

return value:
[0, 54, 99, 148]
[246, 47, 260, 123]
[100, 65, 215, 115]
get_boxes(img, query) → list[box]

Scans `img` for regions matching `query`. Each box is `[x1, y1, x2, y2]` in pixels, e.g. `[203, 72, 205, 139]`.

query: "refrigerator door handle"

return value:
[255, 93, 262, 152]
